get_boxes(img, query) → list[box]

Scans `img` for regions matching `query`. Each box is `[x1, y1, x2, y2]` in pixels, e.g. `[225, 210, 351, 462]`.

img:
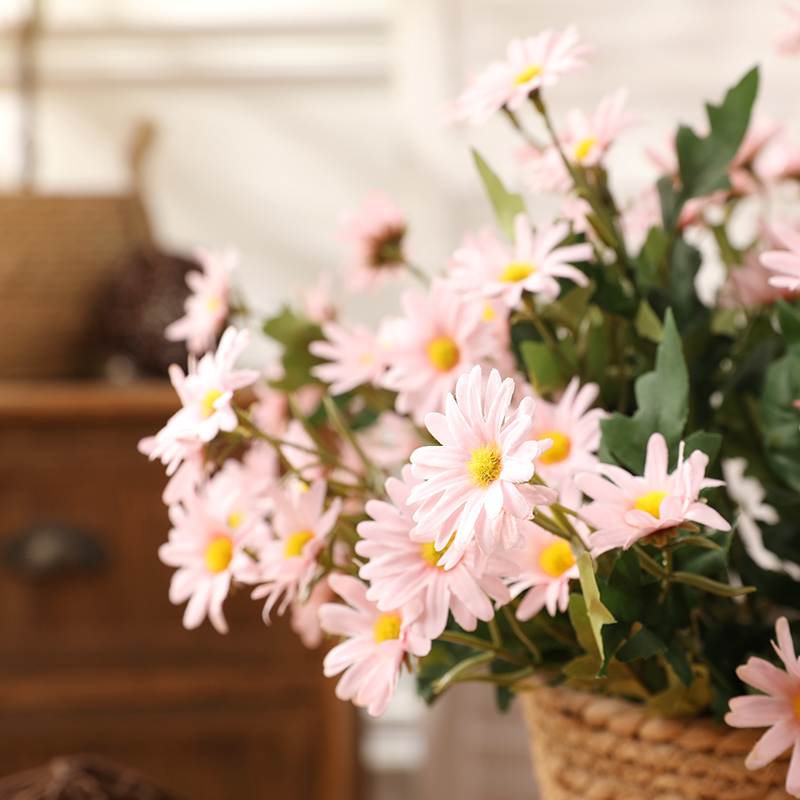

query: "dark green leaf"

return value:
[761, 348, 800, 493]
[520, 340, 570, 395]
[669, 237, 708, 335]
[676, 67, 759, 203]
[600, 309, 689, 473]
[616, 626, 667, 663]
[776, 299, 800, 349]
[634, 299, 664, 343]
[665, 639, 694, 687]
[683, 430, 722, 465]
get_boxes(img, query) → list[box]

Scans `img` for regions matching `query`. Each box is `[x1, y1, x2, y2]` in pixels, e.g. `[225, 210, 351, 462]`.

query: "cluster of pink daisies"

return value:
[141, 19, 800, 797]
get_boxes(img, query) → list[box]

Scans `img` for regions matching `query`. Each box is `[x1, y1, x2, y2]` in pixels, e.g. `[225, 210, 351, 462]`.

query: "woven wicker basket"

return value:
[519, 684, 791, 800]
[0, 193, 151, 378]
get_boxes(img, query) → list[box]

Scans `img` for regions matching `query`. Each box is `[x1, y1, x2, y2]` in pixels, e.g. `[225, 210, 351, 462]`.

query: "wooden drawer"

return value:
[0, 381, 357, 800]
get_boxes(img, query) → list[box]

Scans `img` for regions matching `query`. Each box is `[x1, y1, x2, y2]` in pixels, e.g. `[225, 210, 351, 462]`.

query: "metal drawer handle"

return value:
[3, 523, 108, 577]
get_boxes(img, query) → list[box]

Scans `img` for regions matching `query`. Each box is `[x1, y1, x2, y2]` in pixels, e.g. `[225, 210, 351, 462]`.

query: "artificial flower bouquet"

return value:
[142, 21, 800, 797]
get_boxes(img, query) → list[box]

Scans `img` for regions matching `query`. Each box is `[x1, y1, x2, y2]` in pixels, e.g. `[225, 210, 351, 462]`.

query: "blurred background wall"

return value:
[0, 1, 796, 798]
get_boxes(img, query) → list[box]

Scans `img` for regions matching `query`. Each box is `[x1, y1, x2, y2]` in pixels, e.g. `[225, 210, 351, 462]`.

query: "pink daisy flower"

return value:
[520, 89, 634, 194]
[447, 214, 592, 309]
[251, 479, 343, 621]
[720, 249, 799, 309]
[575, 432, 731, 556]
[760, 223, 800, 292]
[298, 270, 337, 324]
[505, 519, 582, 620]
[320, 574, 431, 717]
[726, 617, 800, 797]
[621, 187, 662, 255]
[518, 144, 571, 194]
[159, 474, 265, 634]
[448, 27, 592, 127]
[515, 378, 607, 509]
[138, 327, 258, 496]
[757, 135, 800, 182]
[310, 321, 388, 395]
[409, 366, 558, 557]
[774, 2, 800, 54]
[138, 434, 209, 505]
[338, 192, 408, 293]
[165, 246, 236, 355]
[160, 326, 259, 445]
[290, 576, 335, 649]
[356, 411, 425, 472]
[379, 279, 498, 425]
[356, 466, 511, 640]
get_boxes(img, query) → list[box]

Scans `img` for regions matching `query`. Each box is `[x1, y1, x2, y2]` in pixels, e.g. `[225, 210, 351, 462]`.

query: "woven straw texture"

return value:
[0, 194, 150, 378]
[519, 684, 791, 800]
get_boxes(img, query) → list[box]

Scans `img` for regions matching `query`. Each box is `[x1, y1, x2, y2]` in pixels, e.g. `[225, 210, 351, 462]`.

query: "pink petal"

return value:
[745, 716, 798, 769]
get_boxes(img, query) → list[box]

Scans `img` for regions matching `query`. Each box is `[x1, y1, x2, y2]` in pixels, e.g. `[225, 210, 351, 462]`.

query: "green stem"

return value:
[445, 666, 536, 688]
[521, 298, 575, 378]
[501, 606, 542, 665]
[403, 260, 430, 287]
[532, 510, 571, 540]
[532, 94, 633, 278]
[532, 613, 578, 647]
[438, 630, 529, 667]
[433, 651, 495, 695]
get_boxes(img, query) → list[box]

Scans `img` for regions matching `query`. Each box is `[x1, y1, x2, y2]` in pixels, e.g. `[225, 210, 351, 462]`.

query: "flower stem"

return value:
[502, 606, 542, 665]
[438, 630, 530, 667]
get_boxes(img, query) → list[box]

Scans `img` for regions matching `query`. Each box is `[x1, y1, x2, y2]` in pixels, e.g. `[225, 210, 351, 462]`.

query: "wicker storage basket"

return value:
[519, 684, 791, 800]
[0, 193, 151, 378]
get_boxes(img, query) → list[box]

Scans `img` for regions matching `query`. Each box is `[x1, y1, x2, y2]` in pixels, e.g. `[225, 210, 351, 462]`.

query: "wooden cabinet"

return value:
[0, 381, 356, 800]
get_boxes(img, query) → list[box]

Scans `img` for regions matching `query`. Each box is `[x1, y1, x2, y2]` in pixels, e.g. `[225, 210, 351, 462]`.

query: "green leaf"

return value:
[263, 305, 325, 392]
[676, 67, 759, 204]
[567, 594, 600, 657]
[616, 625, 667, 663]
[664, 639, 694, 687]
[472, 149, 526, 241]
[776, 299, 800, 349]
[683, 430, 722, 465]
[576, 553, 616, 662]
[658, 177, 681, 233]
[600, 308, 689, 473]
[761, 348, 800, 493]
[669, 237, 707, 335]
[634, 226, 670, 292]
[634, 299, 664, 344]
[520, 340, 569, 395]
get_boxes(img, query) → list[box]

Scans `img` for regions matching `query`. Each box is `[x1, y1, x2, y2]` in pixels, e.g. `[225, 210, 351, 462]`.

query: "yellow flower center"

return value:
[284, 530, 315, 559]
[419, 534, 454, 569]
[513, 64, 543, 86]
[205, 296, 222, 314]
[427, 336, 460, 372]
[794, 689, 800, 724]
[200, 388, 223, 418]
[633, 490, 668, 519]
[205, 536, 233, 573]
[539, 540, 576, 578]
[467, 442, 503, 487]
[573, 136, 597, 163]
[500, 261, 536, 283]
[373, 613, 402, 643]
[227, 511, 243, 529]
[482, 303, 496, 322]
[538, 430, 571, 464]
